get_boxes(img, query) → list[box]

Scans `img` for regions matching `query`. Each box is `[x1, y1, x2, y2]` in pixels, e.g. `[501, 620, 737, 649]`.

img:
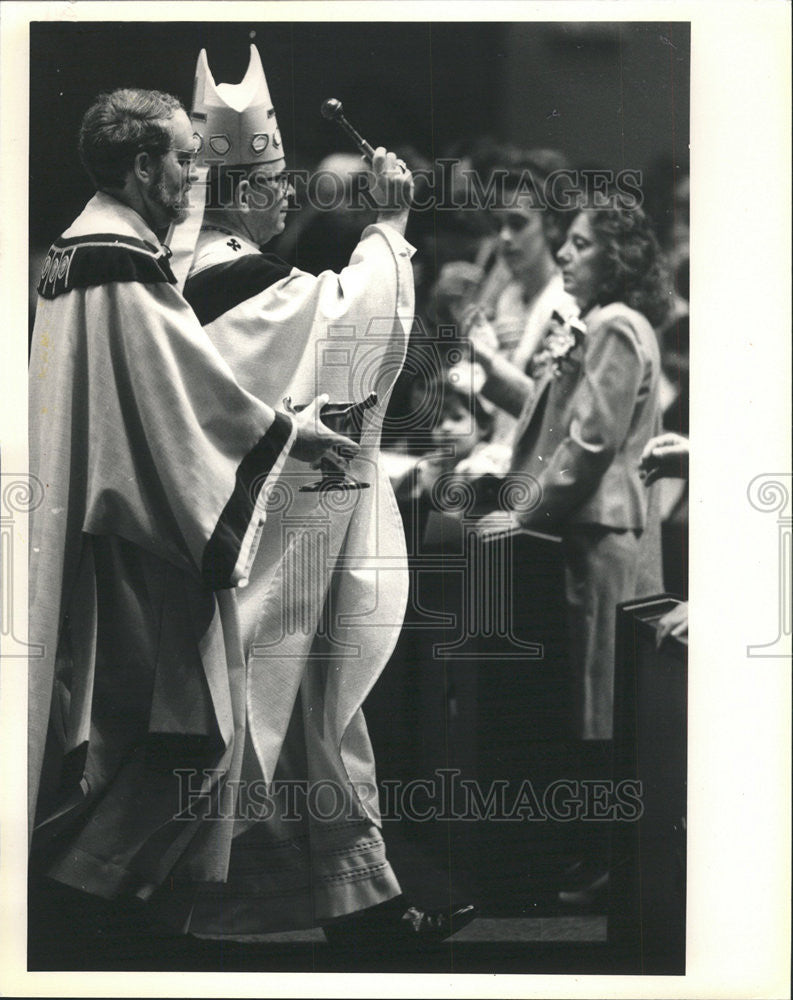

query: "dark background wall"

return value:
[29, 19, 689, 247]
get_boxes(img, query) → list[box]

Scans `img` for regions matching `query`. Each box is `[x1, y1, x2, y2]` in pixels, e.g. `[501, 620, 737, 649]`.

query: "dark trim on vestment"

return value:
[183, 253, 292, 326]
[202, 411, 293, 590]
[37, 235, 176, 299]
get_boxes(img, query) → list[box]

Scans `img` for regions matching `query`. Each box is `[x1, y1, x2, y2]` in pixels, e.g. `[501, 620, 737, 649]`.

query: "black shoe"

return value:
[323, 901, 478, 949]
[557, 857, 608, 893]
[397, 903, 478, 944]
[557, 869, 609, 907]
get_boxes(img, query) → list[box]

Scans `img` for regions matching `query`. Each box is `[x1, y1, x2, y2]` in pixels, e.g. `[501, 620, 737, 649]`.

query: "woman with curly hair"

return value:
[568, 202, 672, 329]
[476, 198, 671, 903]
[501, 199, 671, 742]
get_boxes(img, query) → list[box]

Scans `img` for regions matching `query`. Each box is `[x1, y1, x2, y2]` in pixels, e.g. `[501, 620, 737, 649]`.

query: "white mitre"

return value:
[168, 45, 285, 288]
[190, 44, 284, 167]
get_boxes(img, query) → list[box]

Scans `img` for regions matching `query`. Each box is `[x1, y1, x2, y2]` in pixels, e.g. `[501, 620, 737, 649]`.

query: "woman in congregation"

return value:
[497, 197, 670, 741]
[480, 197, 672, 902]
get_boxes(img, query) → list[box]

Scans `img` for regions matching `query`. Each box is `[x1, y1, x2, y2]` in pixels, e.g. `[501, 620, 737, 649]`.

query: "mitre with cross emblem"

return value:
[190, 44, 284, 168]
[167, 44, 285, 287]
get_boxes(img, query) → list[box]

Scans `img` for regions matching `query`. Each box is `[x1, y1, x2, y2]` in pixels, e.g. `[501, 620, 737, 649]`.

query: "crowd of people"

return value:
[372, 138, 690, 734]
[370, 141, 689, 903]
[28, 43, 689, 957]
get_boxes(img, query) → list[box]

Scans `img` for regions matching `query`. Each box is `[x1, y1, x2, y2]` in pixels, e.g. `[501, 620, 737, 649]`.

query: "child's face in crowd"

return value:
[431, 393, 483, 463]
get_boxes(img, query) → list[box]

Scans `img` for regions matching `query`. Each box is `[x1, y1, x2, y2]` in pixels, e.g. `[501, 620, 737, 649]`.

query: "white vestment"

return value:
[175, 223, 415, 932]
[29, 193, 298, 901]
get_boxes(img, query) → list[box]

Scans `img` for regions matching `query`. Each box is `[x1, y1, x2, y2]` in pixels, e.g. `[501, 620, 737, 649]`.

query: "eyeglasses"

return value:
[139, 145, 198, 168]
[172, 147, 198, 168]
[260, 172, 291, 194]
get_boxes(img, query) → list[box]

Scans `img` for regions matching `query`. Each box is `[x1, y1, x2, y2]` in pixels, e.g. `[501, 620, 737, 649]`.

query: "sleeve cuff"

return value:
[362, 222, 417, 261]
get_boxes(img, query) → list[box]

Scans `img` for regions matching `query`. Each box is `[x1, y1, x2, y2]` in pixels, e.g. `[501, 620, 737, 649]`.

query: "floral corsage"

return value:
[529, 310, 587, 380]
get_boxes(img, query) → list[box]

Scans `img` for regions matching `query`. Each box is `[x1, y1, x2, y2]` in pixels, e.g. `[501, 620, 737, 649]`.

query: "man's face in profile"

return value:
[148, 109, 198, 226]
